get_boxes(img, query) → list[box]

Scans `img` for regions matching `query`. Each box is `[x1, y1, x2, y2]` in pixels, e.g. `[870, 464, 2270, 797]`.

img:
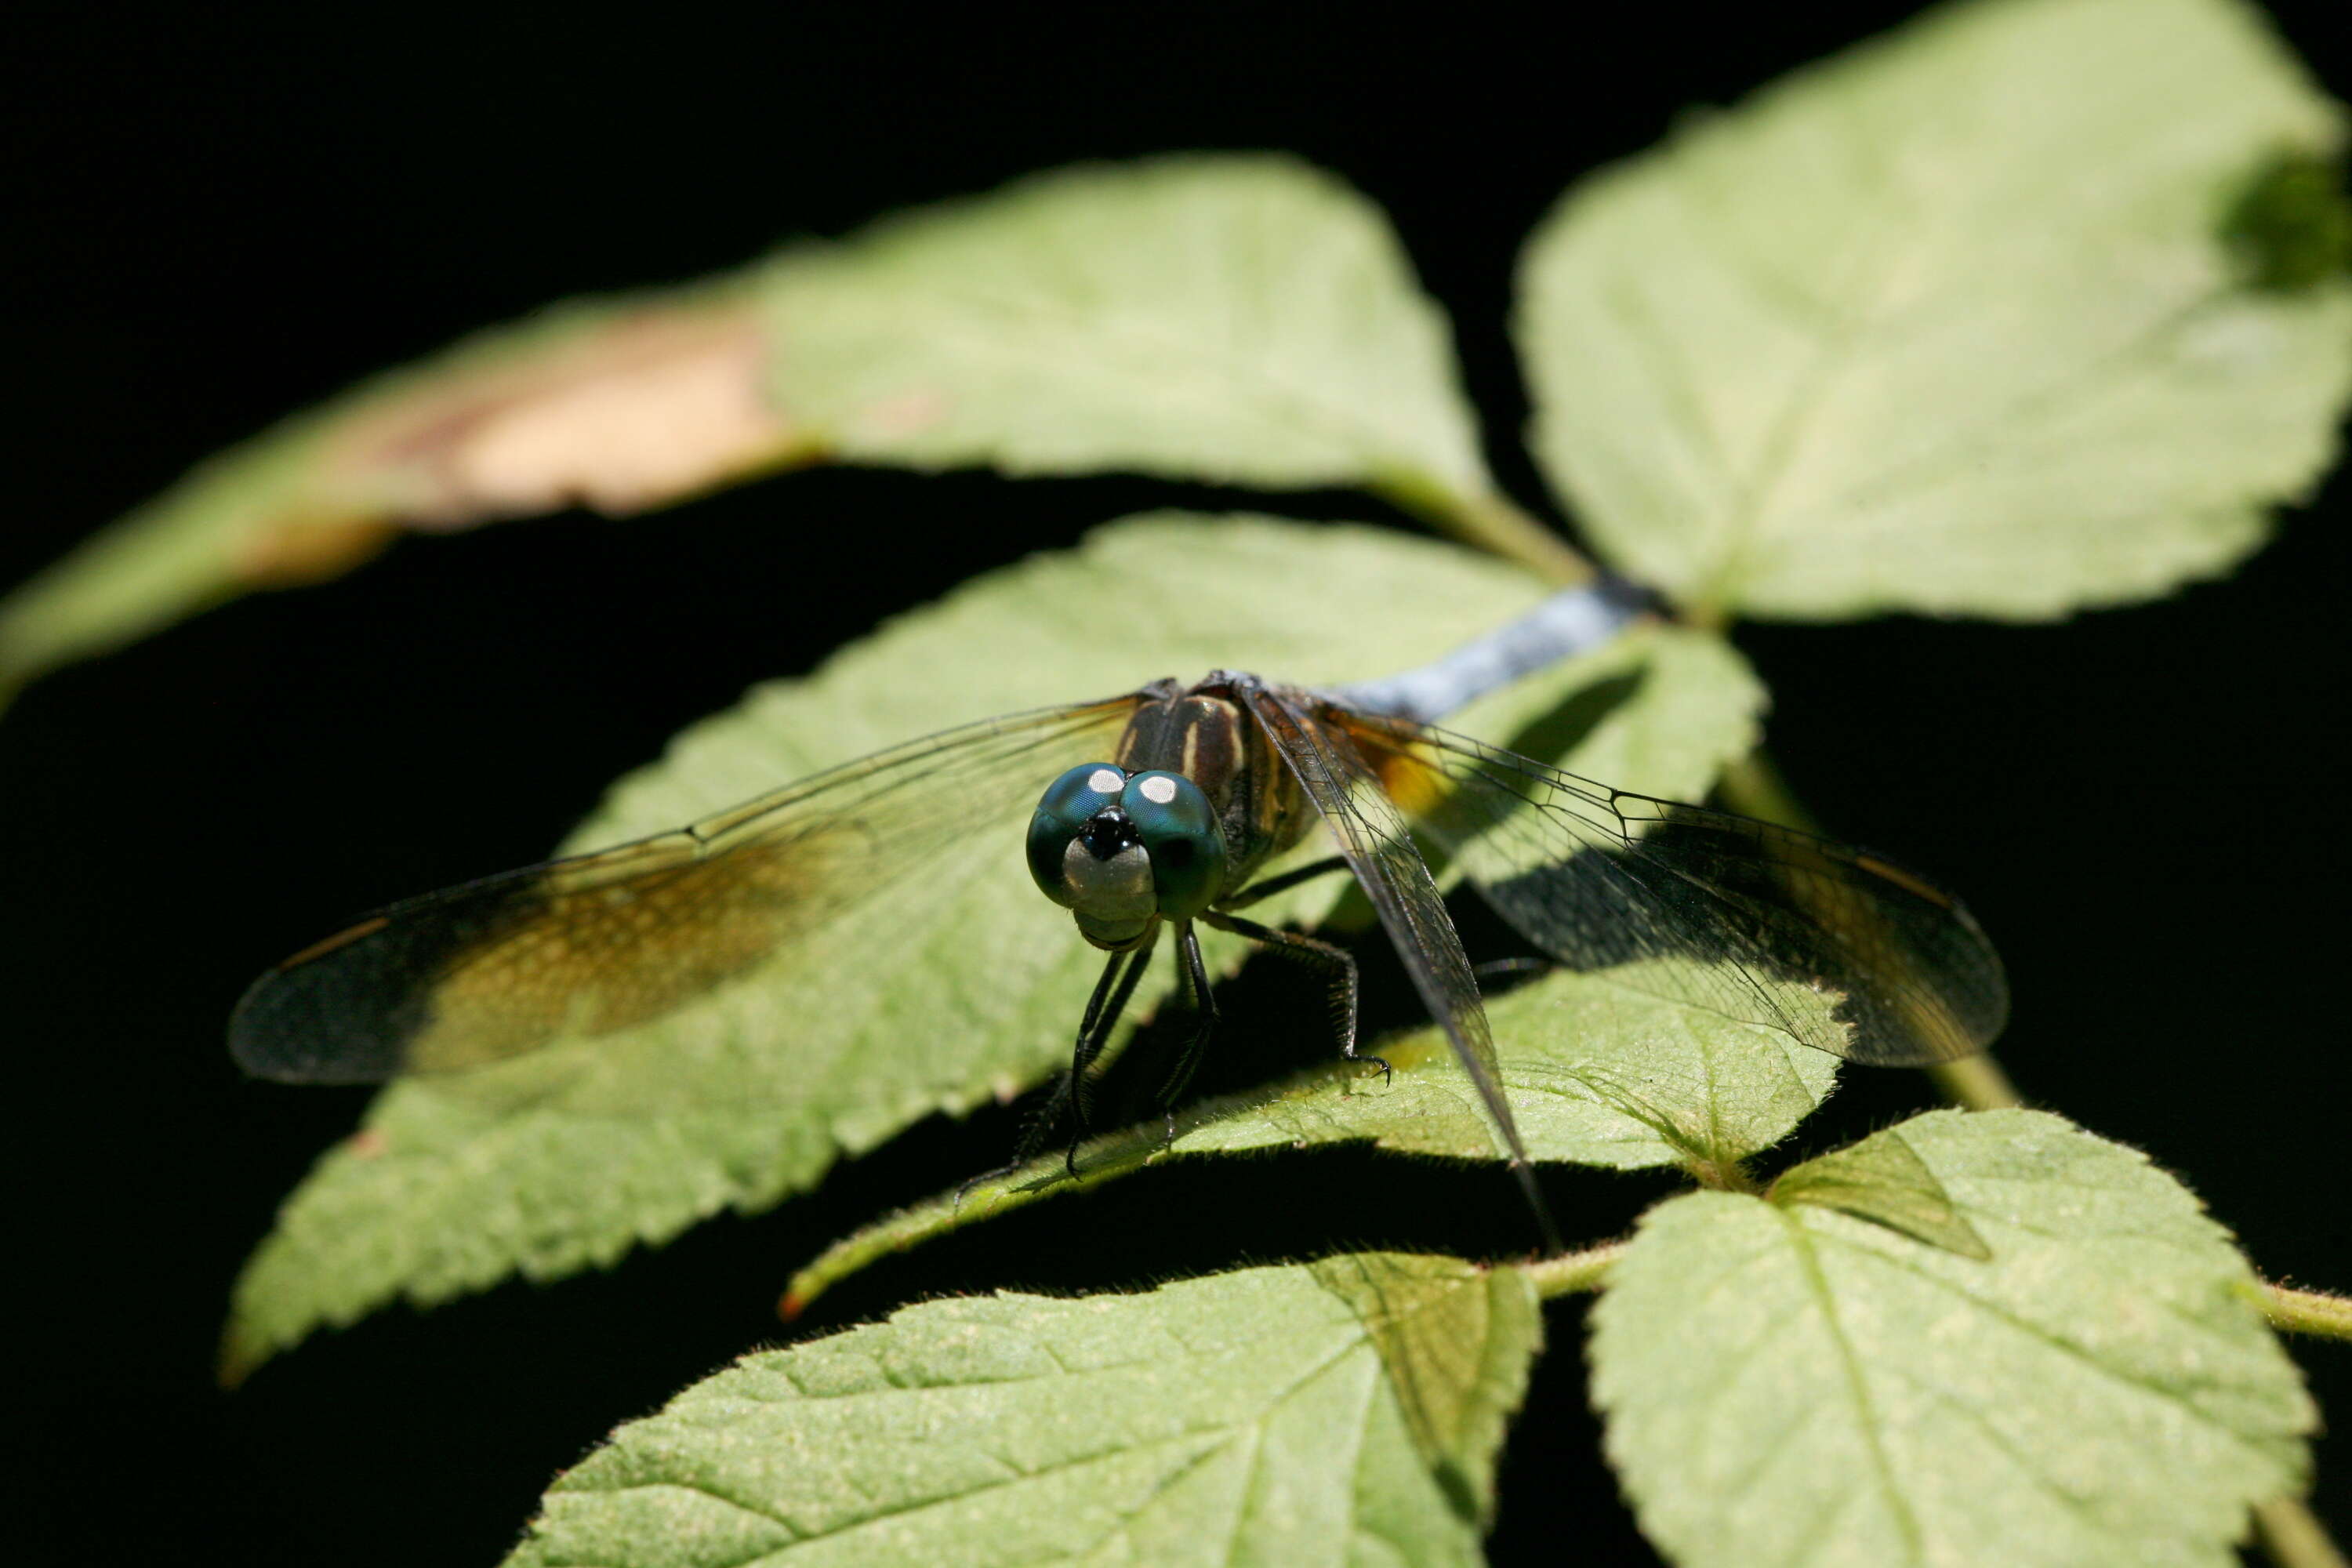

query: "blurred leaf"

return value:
[788, 960, 1835, 1316]
[224, 515, 1617, 1378]
[5, 154, 1489, 700]
[1519, 0, 2352, 621]
[764, 154, 1489, 496]
[505, 1255, 1537, 1568]
[1591, 1109, 2314, 1568]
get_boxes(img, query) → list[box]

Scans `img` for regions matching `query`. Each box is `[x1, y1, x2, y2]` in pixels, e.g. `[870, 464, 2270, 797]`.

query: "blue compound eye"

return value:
[1028, 764, 1127, 906]
[1120, 771, 1228, 919]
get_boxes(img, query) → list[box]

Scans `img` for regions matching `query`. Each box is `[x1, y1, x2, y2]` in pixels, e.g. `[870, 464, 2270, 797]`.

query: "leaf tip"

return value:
[215, 1319, 267, 1392]
[232, 514, 403, 590]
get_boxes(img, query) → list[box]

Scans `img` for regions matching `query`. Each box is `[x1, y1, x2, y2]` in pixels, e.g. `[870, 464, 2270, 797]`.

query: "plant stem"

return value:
[1924, 1054, 2024, 1111]
[1526, 1239, 1628, 1298]
[2264, 1282, 2352, 1341]
[1377, 474, 1596, 585]
[2247, 1291, 2352, 1568]
[2252, 1496, 2349, 1568]
[1690, 1154, 1761, 1194]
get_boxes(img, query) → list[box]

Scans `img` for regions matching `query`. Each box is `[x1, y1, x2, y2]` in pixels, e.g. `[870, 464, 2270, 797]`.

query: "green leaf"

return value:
[1772, 1121, 1991, 1260]
[1591, 1109, 2314, 1568]
[504, 1255, 1539, 1568]
[4, 154, 1488, 702]
[1174, 960, 1839, 1172]
[786, 960, 1834, 1315]
[1305, 1253, 1540, 1520]
[1519, 0, 2352, 621]
[765, 154, 1490, 499]
[224, 515, 1623, 1377]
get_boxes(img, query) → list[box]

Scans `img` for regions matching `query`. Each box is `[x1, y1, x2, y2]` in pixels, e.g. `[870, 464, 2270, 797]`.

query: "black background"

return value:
[7, 4, 2347, 1564]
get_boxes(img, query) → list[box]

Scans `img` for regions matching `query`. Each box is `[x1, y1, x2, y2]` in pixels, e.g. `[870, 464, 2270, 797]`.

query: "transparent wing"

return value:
[1330, 711, 2009, 1067]
[1240, 679, 1561, 1250]
[230, 694, 1149, 1082]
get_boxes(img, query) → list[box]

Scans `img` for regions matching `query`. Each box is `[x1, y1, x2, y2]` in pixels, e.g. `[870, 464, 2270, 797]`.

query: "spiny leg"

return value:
[1065, 948, 1132, 1142]
[1028, 932, 1158, 1178]
[1153, 921, 1221, 1143]
[1199, 909, 1383, 1085]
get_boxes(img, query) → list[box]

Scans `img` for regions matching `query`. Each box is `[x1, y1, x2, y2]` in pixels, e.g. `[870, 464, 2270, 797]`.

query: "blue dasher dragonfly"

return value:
[230, 583, 2008, 1247]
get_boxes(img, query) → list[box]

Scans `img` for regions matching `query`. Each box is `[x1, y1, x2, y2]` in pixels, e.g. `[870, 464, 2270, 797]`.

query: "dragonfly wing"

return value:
[231, 695, 1149, 1082]
[1238, 681, 1547, 1192]
[1333, 716, 2009, 1067]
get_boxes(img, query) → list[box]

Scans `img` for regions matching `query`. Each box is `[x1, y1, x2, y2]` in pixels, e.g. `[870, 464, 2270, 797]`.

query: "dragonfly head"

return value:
[1028, 764, 1229, 949]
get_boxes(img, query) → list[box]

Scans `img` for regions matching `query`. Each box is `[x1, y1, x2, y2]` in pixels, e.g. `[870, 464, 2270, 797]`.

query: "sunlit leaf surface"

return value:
[1519, 0, 2352, 620]
[1178, 960, 1841, 1174]
[1590, 1110, 2314, 1568]
[504, 1255, 1537, 1568]
[224, 516, 1712, 1377]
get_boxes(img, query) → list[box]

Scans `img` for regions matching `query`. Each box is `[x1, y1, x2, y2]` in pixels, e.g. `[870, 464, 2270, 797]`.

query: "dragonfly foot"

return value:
[1351, 1053, 1393, 1087]
[953, 1160, 1022, 1215]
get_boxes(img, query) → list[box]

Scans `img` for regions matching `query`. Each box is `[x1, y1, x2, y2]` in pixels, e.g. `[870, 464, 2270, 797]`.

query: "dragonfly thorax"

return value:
[1027, 763, 1229, 950]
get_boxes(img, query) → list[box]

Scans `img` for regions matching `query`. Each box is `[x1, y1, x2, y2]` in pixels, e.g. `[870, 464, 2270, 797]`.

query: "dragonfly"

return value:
[231, 581, 2009, 1249]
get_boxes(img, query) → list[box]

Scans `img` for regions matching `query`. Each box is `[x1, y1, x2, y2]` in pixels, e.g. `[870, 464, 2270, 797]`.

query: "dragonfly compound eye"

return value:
[1120, 771, 1228, 920]
[1025, 764, 1223, 946]
[1027, 764, 1129, 908]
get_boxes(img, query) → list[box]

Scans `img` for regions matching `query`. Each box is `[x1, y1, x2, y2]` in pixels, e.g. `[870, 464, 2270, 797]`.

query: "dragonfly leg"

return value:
[1010, 1073, 1075, 1171]
[1022, 934, 1157, 1179]
[1153, 922, 1221, 1143]
[1218, 855, 1348, 911]
[1199, 909, 1385, 1086]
